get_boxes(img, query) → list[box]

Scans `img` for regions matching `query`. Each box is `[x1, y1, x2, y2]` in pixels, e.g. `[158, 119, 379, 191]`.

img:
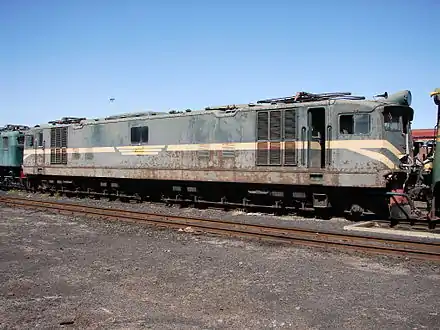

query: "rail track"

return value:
[3, 184, 439, 229]
[1, 195, 439, 262]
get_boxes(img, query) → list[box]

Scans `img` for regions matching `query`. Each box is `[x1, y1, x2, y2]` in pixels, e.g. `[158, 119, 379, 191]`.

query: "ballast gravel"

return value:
[0, 203, 439, 329]
[3, 190, 439, 244]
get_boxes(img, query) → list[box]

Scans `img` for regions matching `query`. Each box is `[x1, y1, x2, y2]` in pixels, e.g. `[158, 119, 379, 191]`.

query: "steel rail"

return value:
[1, 196, 439, 261]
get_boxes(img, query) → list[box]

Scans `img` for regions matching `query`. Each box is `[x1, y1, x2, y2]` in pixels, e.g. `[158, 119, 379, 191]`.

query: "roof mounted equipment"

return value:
[0, 124, 31, 132]
[257, 91, 366, 104]
[48, 117, 86, 125]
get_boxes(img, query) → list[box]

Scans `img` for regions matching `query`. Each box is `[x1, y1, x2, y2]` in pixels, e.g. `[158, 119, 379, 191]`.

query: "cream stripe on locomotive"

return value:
[23, 139, 404, 169]
[117, 145, 167, 156]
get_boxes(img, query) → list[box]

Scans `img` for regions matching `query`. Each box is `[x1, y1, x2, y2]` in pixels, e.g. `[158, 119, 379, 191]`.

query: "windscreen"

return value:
[383, 106, 412, 134]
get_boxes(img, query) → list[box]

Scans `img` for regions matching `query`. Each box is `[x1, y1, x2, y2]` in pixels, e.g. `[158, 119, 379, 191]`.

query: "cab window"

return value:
[339, 114, 370, 135]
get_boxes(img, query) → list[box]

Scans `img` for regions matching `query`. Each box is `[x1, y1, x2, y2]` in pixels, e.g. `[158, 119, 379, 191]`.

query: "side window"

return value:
[37, 132, 43, 147]
[339, 114, 370, 135]
[2, 136, 8, 150]
[356, 114, 370, 134]
[131, 126, 149, 144]
[339, 115, 354, 134]
[26, 135, 34, 147]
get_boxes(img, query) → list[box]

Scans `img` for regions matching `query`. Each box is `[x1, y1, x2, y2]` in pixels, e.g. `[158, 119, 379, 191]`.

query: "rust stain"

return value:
[22, 165, 386, 187]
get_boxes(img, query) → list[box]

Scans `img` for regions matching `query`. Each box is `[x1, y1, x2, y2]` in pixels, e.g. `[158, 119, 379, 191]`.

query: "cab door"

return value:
[307, 107, 327, 168]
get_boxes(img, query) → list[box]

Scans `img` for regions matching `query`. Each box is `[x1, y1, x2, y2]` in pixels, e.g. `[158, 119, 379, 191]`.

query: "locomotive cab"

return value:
[379, 90, 414, 166]
[383, 105, 413, 161]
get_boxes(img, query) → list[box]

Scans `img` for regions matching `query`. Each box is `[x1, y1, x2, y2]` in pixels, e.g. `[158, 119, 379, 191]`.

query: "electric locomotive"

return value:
[21, 90, 420, 220]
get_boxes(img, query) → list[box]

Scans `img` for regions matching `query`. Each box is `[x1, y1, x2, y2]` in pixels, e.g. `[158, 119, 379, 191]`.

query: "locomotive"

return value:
[0, 124, 29, 188]
[19, 88, 436, 224]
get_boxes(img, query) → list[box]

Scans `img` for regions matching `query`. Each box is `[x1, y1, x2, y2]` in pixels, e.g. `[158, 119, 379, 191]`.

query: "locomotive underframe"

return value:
[0, 166, 23, 189]
[24, 173, 393, 220]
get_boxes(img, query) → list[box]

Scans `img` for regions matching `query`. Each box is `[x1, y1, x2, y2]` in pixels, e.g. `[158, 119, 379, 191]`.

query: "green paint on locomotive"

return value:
[431, 88, 440, 188]
[0, 130, 25, 168]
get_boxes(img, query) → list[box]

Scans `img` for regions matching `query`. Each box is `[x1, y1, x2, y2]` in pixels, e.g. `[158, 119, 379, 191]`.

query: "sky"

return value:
[0, 0, 439, 129]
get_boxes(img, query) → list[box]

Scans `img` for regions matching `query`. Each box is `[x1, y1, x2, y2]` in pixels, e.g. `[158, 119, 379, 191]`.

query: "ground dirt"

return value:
[0, 206, 439, 329]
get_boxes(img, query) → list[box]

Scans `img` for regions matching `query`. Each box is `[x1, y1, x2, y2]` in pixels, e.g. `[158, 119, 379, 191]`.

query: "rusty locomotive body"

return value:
[21, 91, 415, 218]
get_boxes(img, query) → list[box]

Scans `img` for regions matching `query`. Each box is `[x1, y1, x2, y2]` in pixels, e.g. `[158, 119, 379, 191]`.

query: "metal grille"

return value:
[198, 150, 209, 158]
[256, 142, 268, 165]
[222, 146, 235, 158]
[222, 150, 235, 158]
[61, 127, 67, 147]
[283, 109, 297, 166]
[198, 145, 210, 159]
[284, 109, 296, 139]
[50, 127, 68, 165]
[269, 111, 281, 140]
[257, 112, 269, 140]
[284, 141, 297, 165]
[257, 109, 299, 166]
[269, 142, 281, 165]
[50, 128, 55, 148]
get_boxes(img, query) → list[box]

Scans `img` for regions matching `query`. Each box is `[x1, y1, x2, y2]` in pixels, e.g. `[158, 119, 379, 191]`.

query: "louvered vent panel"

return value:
[55, 149, 61, 164]
[50, 128, 56, 147]
[50, 127, 68, 164]
[256, 142, 268, 165]
[222, 145, 235, 158]
[61, 127, 68, 147]
[257, 112, 269, 140]
[61, 149, 67, 164]
[284, 109, 297, 140]
[269, 142, 281, 165]
[284, 141, 297, 165]
[270, 111, 281, 140]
